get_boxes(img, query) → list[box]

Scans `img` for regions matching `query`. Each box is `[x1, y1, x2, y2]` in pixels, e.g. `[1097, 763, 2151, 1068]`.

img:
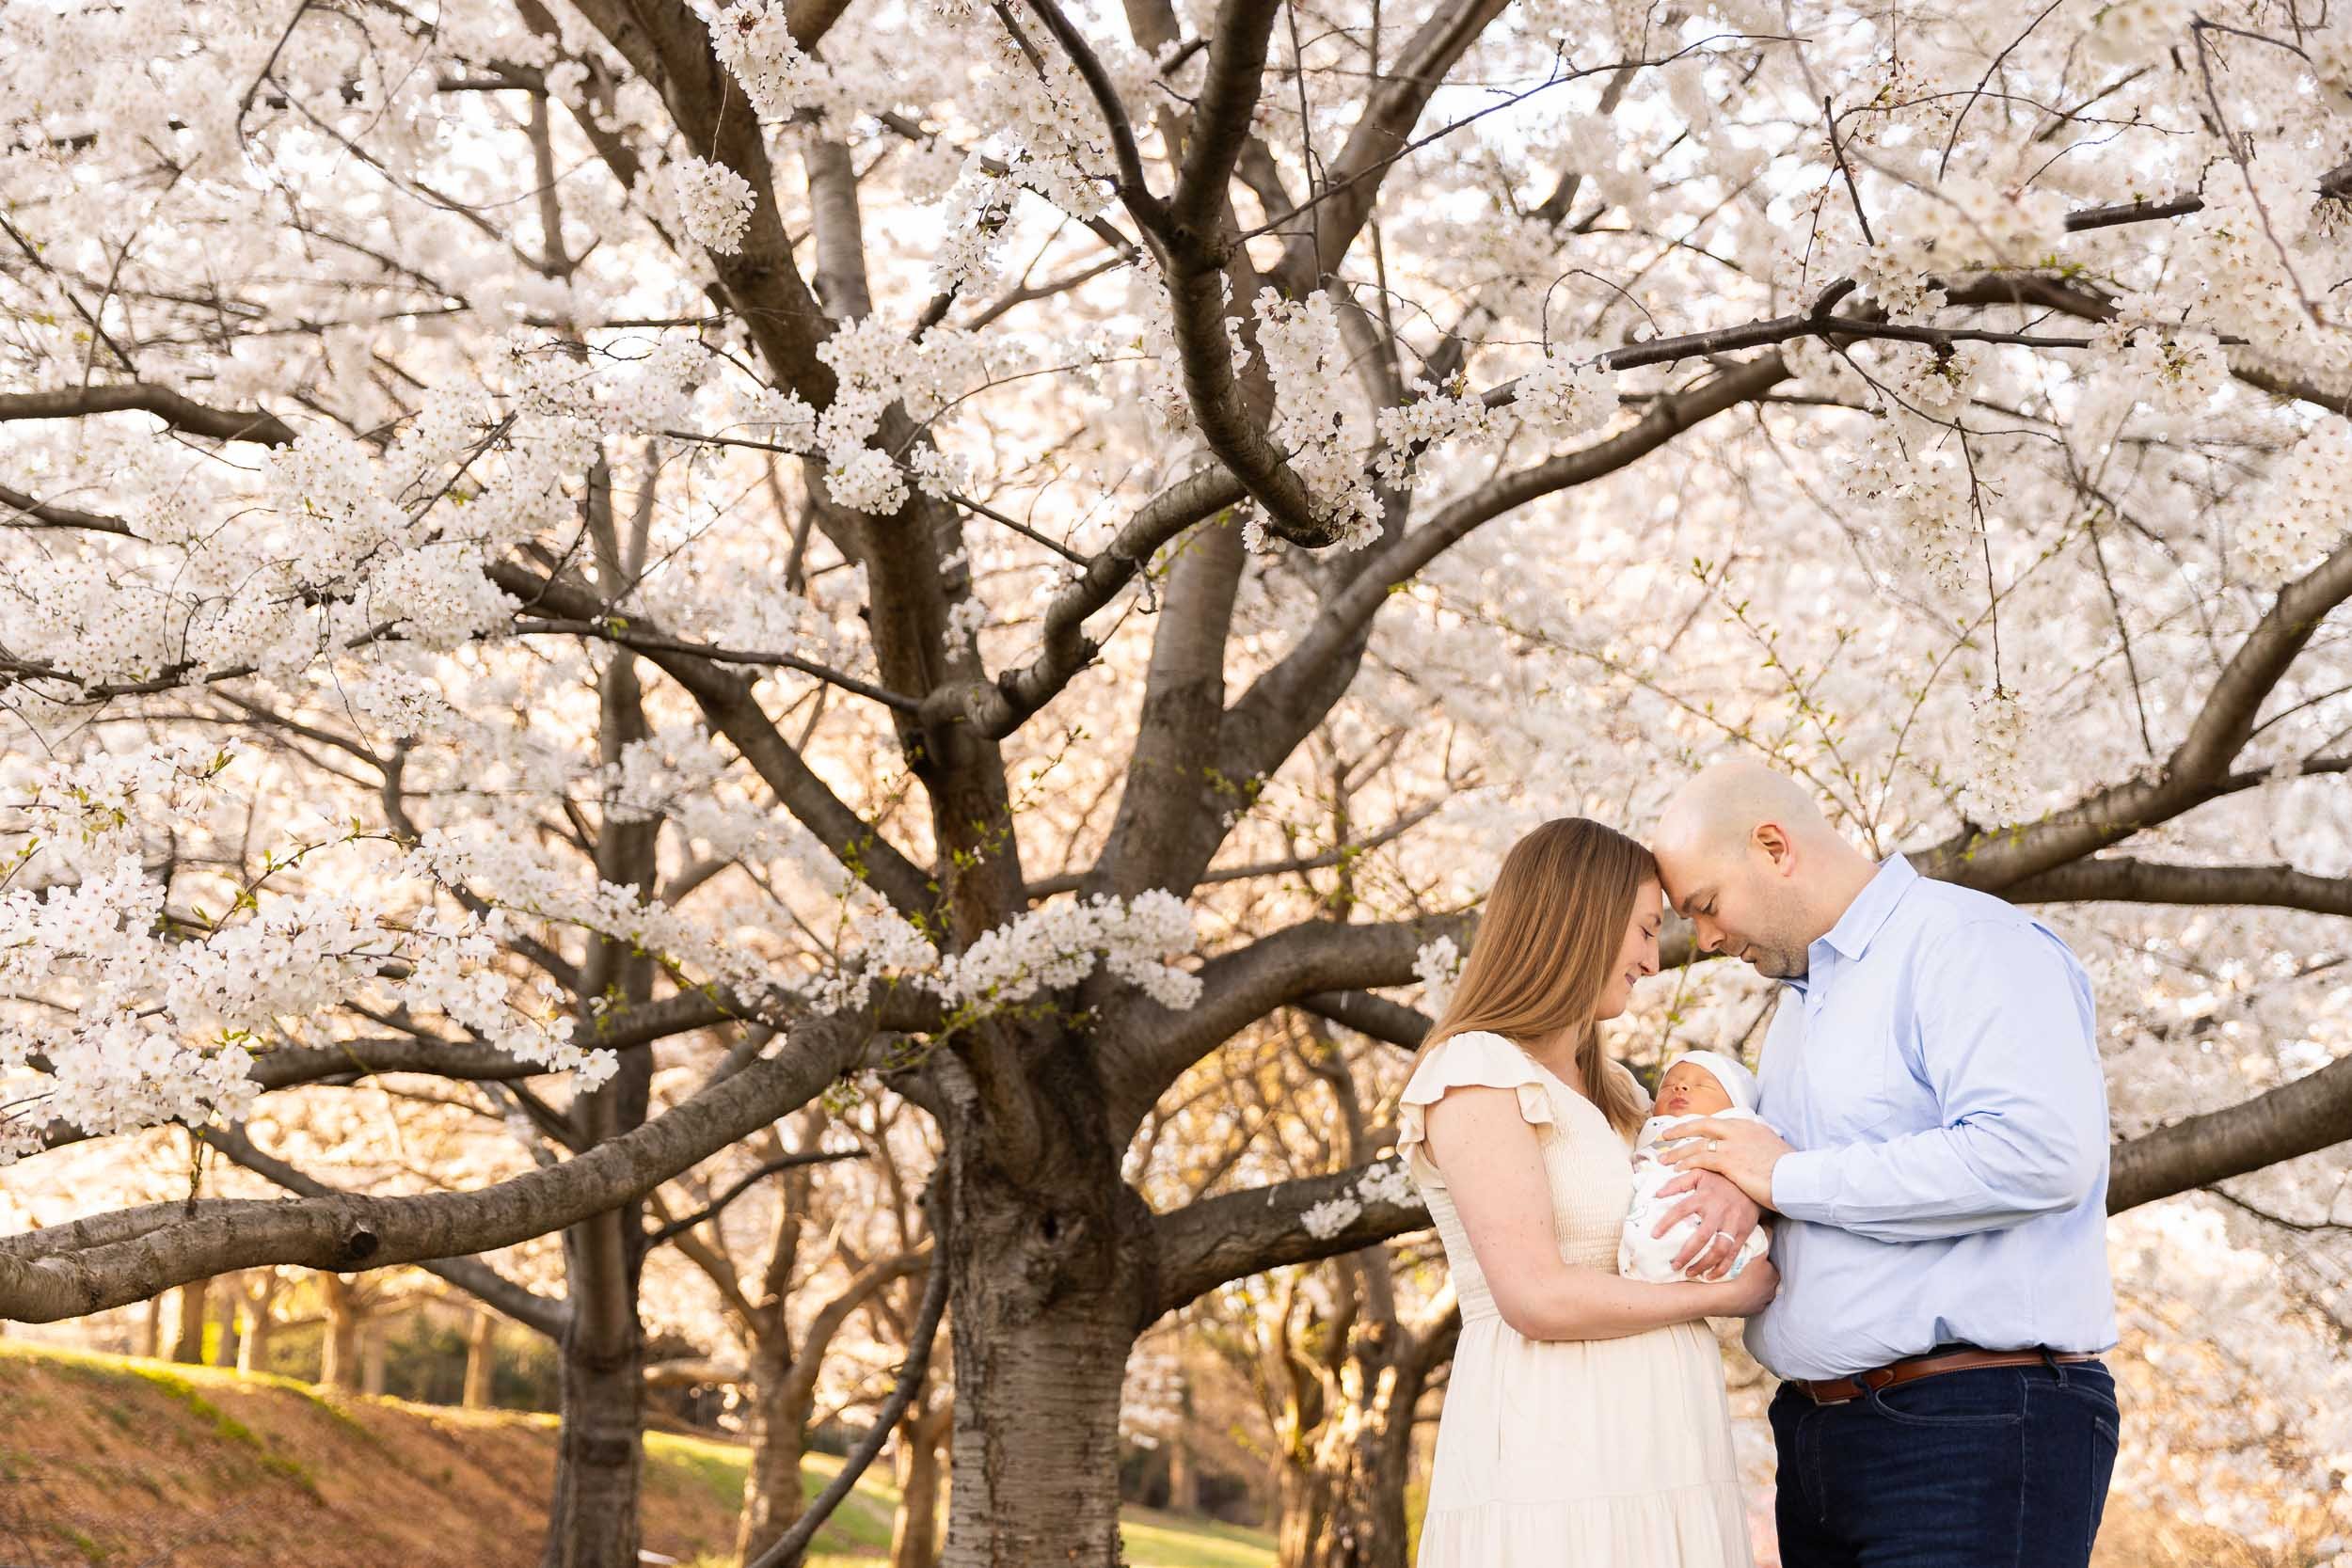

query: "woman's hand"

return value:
[1651, 1169, 1764, 1280]
[1707, 1256, 1778, 1318]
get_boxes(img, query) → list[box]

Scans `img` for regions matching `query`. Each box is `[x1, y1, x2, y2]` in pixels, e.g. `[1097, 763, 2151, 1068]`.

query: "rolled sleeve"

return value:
[1770, 1148, 1844, 1223]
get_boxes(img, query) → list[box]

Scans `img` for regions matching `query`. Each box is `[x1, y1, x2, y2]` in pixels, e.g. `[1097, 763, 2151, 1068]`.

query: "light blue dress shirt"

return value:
[1746, 855, 2119, 1381]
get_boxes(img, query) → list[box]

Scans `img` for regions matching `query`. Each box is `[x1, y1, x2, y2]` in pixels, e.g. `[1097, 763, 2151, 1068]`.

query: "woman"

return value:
[1401, 817, 1771, 1565]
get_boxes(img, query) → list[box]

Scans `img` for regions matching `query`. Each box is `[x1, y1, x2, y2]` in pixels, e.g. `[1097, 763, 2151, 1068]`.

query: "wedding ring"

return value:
[1707, 1138, 1721, 1152]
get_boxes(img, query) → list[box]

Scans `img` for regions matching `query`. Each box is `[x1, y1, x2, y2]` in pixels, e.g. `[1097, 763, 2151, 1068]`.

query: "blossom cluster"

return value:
[832, 889, 1202, 1015]
[707, 0, 831, 120]
[666, 155, 757, 256]
[1374, 380, 1496, 490]
[1414, 936, 1463, 1020]
[0, 746, 585, 1158]
[1867, 174, 2066, 282]
[1840, 421, 1979, 596]
[1253, 290, 1381, 549]
[1958, 685, 2033, 824]
[1301, 1157, 1419, 1239]
[2238, 423, 2352, 589]
[1514, 348, 1616, 438]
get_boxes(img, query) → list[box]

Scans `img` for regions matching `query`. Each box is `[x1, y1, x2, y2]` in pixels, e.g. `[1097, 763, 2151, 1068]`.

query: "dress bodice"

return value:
[1396, 1031, 1642, 1319]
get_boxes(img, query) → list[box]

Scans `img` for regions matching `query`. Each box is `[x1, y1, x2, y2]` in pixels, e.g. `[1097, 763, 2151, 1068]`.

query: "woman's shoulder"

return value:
[1402, 1030, 1549, 1101]
[1395, 1032, 1556, 1170]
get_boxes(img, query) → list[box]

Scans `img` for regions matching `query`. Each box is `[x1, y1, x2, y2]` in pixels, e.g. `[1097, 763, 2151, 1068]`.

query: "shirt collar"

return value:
[1818, 854, 1918, 963]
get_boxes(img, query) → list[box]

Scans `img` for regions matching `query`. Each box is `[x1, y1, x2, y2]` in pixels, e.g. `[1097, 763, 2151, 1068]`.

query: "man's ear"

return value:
[1753, 821, 1796, 875]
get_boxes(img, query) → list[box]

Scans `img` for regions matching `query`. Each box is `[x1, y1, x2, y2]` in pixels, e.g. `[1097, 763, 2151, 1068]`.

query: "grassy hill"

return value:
[0, 1340, 1275, 1568]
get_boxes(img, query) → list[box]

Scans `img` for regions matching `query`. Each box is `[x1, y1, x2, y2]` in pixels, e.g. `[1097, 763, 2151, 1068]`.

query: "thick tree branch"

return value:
[197, 1122, 572, 1338]
[1018, 0, 1167, 229]
[2007, 857, 2352, 918]
[1922, 535, 2352, 889]
[0, 483, 137, 535]
[0, 386, 296, 446]
[2108, 1053, 2352, 1212]
[927, 464, 1248, 737]
[1295, 990, 1432, 1051]
[1151, 1158, 1427, 1321]
[563, 0, 837, 406]
[1106, 912, 1472, 1124]
[0, 1011, 875, 1323]
[1223, 352, 1794, 779]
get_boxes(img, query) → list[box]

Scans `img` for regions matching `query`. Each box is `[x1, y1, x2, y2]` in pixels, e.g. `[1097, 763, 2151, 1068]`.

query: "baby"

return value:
[1617, 1051, 1772, 1284]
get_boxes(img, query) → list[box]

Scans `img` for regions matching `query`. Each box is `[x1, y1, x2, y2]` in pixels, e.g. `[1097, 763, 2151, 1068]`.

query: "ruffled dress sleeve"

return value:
[1395, 1031, 1555, 1184]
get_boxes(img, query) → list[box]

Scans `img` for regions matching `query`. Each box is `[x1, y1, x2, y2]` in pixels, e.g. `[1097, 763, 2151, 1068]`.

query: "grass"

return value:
[26, 1342, 321, 1497]
[662, 1445, 1276, 1568]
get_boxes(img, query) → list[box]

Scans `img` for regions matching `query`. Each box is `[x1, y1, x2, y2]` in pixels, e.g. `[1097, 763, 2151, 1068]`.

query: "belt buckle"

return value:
[1807, 1364, 1897, 1406]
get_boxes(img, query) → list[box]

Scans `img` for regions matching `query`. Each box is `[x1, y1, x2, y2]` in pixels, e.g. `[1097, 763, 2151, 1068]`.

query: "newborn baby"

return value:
[1617, 1051, 1772, 1284]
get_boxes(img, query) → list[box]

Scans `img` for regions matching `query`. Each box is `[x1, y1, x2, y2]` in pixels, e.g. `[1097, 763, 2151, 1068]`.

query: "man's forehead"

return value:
[1663, 876, 1711, 910]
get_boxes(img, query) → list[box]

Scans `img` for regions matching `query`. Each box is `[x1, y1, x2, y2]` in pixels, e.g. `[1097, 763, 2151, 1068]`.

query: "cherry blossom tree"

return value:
[3, 0, 2351, 1563]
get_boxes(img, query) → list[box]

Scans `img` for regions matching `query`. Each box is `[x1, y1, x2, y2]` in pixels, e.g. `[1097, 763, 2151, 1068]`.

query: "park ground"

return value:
[0, 1340, 1270, 1567]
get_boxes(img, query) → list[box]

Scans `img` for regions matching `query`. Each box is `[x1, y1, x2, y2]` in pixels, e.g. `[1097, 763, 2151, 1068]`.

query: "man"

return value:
[1652, 761, 2120, 1568]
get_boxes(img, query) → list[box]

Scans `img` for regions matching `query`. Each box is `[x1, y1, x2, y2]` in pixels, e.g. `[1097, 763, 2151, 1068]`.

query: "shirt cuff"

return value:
[1770, 1149, 1841, 1223]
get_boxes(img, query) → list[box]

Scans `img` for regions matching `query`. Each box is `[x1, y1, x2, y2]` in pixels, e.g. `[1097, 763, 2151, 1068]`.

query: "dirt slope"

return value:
[0, 1341, 751, 1567]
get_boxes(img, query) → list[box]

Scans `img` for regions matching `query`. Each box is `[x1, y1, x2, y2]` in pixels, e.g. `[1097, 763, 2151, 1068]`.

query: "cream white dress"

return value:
[1398, 1030, 1754, 1567]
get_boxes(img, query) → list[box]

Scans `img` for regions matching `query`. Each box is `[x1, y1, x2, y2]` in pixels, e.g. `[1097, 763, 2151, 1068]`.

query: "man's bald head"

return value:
[1651, 761, 1878, 979]
[1656, 761, 1841, 862]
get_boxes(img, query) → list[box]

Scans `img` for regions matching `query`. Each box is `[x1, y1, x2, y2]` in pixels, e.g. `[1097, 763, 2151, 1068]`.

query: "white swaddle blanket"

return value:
[1618, 1048, 1778, 1278]
[1616, 1108, 1773, 1284]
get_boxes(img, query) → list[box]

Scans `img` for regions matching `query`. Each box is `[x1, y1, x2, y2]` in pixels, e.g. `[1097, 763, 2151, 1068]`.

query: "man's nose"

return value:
[1697, 921, 1724, 954]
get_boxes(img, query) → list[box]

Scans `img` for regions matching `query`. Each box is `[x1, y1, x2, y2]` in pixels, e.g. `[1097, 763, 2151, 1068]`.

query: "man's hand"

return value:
[1652, 1169, 1764, 1280]
[1661, 1116, 1794, 1209]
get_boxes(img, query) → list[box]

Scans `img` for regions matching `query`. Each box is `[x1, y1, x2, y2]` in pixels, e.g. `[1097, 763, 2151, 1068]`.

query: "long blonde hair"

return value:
[1413, 817, 1656, 1138]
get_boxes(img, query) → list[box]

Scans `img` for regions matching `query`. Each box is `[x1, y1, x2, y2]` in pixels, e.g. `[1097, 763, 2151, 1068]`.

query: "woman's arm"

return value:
[1425, 1085, 1775, 1341]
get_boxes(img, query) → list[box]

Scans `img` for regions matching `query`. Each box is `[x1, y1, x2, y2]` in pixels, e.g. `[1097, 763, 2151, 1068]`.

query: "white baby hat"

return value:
[1666, 1050, 1758, 1114]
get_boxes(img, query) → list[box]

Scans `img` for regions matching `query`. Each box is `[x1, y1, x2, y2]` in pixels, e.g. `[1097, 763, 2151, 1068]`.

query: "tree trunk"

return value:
[890, 1387, 952, 1568]
[464, 1307, 497, 1409]
[1166, 1431, 1198, 1515]
[1274, 1459, 1333, 1568]
[360, 1317, 389, 1396]
[236, 1301, 272, 1375]
[1293, 1407, 1415, 1568]
[938, 1140, 1154, 1568]
[319, 1274, 360, 1389]
[733, 1329, 813, 1564]
[1286, 1320, 1451, 1568]
[166, 1276, 211, 1364]
[540, 1082, 649, 1568]
[138, 1295, 161, 1359]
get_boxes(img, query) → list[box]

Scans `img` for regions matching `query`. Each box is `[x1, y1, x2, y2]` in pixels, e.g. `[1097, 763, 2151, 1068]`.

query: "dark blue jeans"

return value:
[1769, 1356, 2122, 1568]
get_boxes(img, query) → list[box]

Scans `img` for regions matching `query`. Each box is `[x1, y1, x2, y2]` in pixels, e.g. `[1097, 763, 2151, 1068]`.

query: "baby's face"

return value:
[1657, 1063, 1734, 1118]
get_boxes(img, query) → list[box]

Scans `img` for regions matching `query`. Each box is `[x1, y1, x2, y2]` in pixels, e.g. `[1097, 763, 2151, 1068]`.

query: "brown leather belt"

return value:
[1790, 1346, 2100, 1405]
